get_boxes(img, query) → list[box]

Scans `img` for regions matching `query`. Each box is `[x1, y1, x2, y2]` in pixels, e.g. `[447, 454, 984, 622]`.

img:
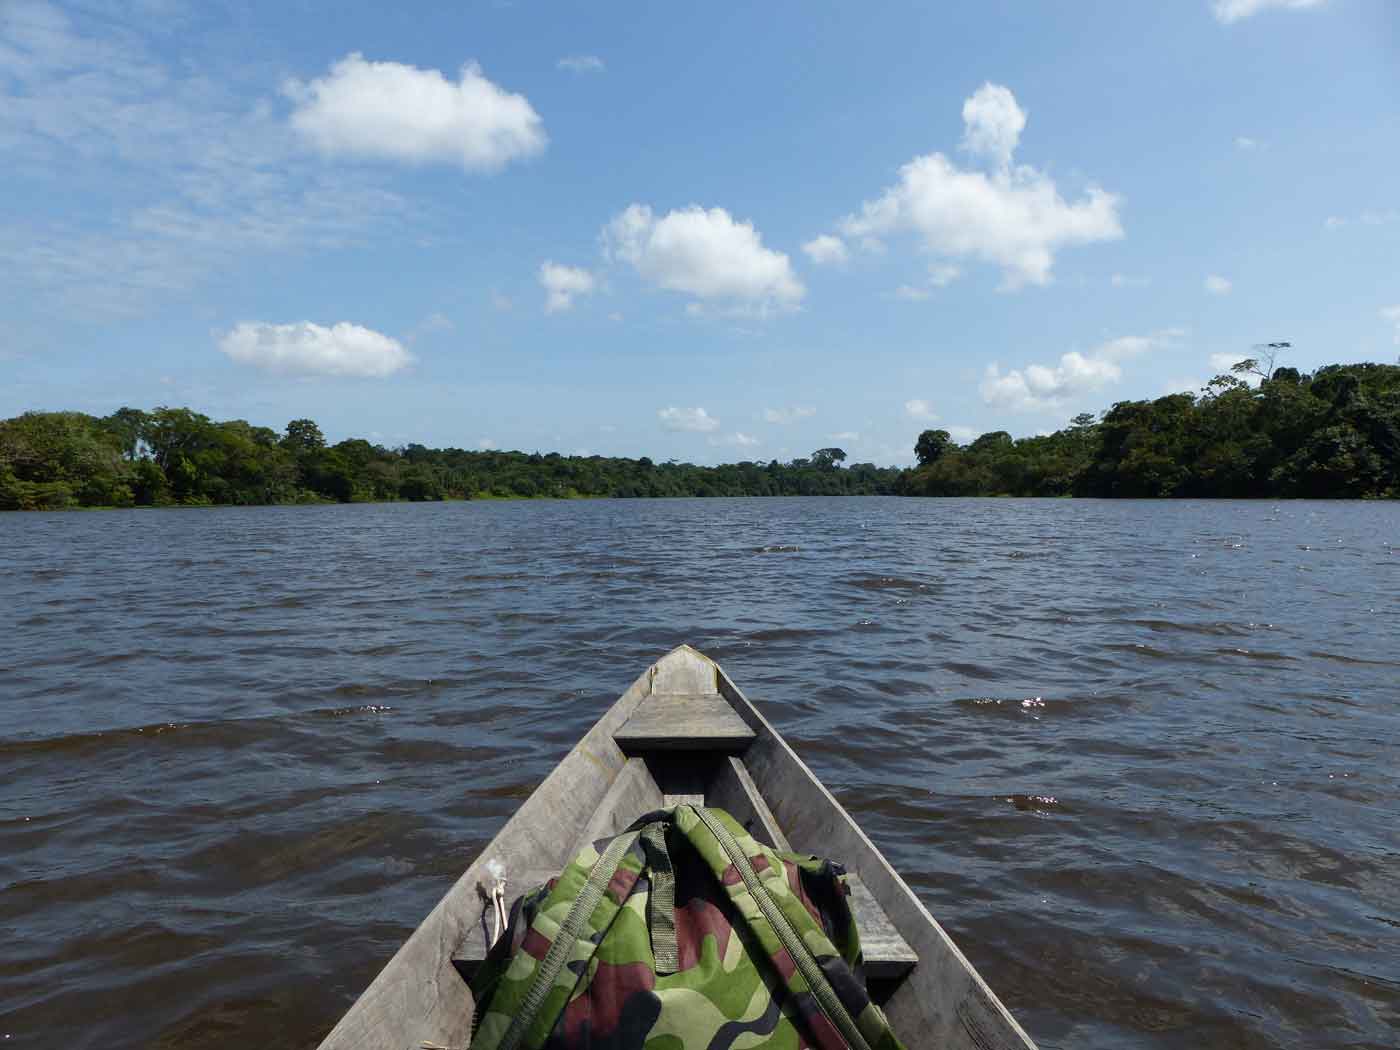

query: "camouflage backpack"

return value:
[469, 804, 907, 1050]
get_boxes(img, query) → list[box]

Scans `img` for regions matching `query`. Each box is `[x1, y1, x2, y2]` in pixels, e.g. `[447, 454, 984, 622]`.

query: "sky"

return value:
[2, 0, 1398, 465]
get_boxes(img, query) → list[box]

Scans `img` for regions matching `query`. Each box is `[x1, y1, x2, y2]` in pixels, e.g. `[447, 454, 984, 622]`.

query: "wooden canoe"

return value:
[317, 645, 1038, 1050]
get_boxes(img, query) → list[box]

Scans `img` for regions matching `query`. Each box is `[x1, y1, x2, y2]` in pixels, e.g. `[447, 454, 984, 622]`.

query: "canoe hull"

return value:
[317, 646, 1037, 1050]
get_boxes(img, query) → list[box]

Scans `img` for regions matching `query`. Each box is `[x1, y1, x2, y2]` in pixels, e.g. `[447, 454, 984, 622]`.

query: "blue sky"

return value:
[2, 0, 1397, 465]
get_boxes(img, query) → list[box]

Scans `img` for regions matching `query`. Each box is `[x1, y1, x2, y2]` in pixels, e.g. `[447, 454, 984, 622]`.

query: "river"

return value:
[2, 497, 1396, 1048]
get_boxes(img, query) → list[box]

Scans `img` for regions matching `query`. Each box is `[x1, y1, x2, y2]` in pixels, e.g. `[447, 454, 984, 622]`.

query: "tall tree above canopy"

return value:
[282, 419, 326, 453]
[915, 429, 953, 466]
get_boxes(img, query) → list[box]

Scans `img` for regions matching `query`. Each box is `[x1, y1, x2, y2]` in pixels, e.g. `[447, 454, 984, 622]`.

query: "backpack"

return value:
[469, 804, 907, 1050]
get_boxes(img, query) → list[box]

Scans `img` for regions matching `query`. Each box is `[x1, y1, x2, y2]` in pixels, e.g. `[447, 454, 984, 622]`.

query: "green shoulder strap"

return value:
[477, 826, 643, 1050]
[686, 804, 875, 1050]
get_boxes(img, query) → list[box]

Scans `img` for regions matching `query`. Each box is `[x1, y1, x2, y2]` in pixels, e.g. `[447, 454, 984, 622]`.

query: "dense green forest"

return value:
[2, 361, 1396, 510]
[902, 360, 1400, 498]
[0, 408, 900, 509]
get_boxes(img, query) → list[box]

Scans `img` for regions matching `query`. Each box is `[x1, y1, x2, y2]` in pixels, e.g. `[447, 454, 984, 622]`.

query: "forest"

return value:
[2, 361, 1396, 510]
[0, 408, 898, 509]
[902, 361, 1400, 498]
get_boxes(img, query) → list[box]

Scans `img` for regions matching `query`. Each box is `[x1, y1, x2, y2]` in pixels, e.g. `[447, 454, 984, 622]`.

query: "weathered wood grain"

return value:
[614, 692, 756, 752]
[707, 755, 792, 850]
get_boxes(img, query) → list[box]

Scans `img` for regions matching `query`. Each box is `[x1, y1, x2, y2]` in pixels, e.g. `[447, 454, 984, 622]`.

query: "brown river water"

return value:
[2, 497, 1397, 1049]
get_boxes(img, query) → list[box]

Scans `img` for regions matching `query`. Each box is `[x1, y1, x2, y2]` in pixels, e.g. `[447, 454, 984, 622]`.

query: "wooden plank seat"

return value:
[451, 869, 916, 984]
[613, 692, 757, 753]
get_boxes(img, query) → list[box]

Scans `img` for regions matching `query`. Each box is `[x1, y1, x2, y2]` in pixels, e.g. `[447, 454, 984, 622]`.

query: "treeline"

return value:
[901, 362, 1400, 498]
[4, 361, 1396, 510]
[0, 408, 901, 510]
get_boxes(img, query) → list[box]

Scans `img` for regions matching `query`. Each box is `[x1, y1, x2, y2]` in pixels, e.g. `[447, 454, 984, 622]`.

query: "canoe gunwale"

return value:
[708, 652, 1038, 1049]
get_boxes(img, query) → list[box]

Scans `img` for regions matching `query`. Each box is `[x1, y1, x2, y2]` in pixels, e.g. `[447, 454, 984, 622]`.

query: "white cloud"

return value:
[658, 406, 720, 432]
[285, 53, 545, 172]
[980, 328, 1185, 412]
[960, 82, 1026, 169]
[1234, 136, 1260, 150]
[0, 4, 413, 316]
[491, 289, 513, 311]
[607, 311, 623, 321]
[763, 406, 816, 424]
[557, 55, 605, 74]
[1326, 210, 1398, 230]
[1212, 0, 1326, 24]
[709, 431, 759, 448]
[477, 437, 497, 450]
[893, 263, 961, 301]
[802, 234, 848, 265]
[835, 84, 1121, 288]
[947, 425, 978, 442]
[1205, 274, 1232, 295]
[218, 321, 413, 377]
[1111, 273, 1150, 288]
[603, 204, 804, 309]
[538, 260, 596, 312]
[1382, 306, 1400, 344]
[830, 430, 860, 441]
[904, 399, 939, 421]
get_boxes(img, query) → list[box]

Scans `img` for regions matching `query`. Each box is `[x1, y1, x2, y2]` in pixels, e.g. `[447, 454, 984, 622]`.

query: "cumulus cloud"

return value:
[1111, 273, 1149, 288]
[557, 55, 605, 74]
[1205, 274, 1232, 295]
[947, 425, 978, 442]
[894, 285, 930, 301]
[1381, 306, 1400, 344]
[764, 406, 816, 424]
[603, 204, 804, 310]
[218, 321, 413, 377]
[1234, 136, 1260, 150]
[477, 437, 497, 450]
[539, 260, 596, 312]
[658, 406, 720, 432]
[960, 82, 1026, 169]
[709, 431, 759, 448]
[980, 328, 1185, 412]
[831, 83, 1121, 288]
[802, 234, 848, 265]
[904, 399, 939, 421]
[285, 53, 545, 172]
[830, 430, 860, 441]
[1212, 0, 1326, 24]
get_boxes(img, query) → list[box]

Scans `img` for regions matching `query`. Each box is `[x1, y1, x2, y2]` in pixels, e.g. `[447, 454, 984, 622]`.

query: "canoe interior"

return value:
[317, 645, 1038, 1050]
